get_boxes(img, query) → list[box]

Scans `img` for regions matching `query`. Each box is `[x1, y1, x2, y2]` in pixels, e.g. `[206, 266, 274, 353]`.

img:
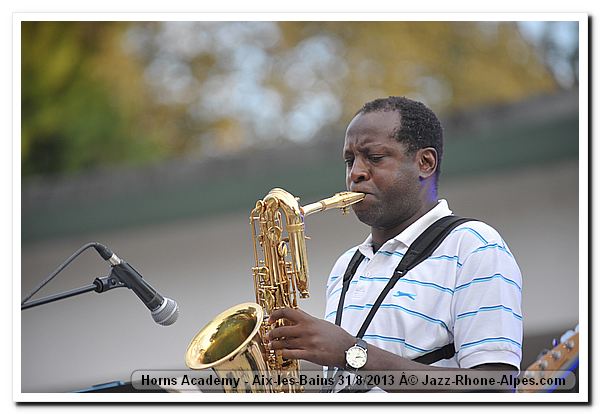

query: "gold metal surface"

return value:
[185, 189, 364, 392]
[185, 303, 270, 392]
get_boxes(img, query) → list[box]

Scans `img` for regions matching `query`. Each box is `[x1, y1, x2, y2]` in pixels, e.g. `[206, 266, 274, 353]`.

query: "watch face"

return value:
[346, 345, 367, 369]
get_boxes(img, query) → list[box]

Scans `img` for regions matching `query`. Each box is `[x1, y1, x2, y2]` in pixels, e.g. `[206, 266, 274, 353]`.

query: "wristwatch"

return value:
[345, 338, 368, 371]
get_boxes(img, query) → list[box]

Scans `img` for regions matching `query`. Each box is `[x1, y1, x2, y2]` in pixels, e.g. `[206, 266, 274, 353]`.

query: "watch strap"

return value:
[355, 338, 368, 351]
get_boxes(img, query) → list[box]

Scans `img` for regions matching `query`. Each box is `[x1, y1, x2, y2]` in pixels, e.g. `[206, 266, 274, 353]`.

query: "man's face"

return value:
[343, 110, 423, 229]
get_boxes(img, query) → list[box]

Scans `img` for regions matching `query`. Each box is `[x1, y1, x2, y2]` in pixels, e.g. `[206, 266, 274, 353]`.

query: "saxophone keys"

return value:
[267, 225, 282, 242]
[254, 200, 265, 213]
[277, 241, 288, 257]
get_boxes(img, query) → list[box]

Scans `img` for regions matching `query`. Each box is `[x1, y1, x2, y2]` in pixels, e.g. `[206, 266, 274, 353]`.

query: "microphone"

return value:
[94, 244, 179, 326]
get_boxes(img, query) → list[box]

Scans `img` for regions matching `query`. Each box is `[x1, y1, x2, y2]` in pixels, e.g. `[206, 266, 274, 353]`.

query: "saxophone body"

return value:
[185, 188, 364, 392]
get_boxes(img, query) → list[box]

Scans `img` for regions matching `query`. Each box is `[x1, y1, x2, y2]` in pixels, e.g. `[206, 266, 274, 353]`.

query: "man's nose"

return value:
[349, 158, 370, 183]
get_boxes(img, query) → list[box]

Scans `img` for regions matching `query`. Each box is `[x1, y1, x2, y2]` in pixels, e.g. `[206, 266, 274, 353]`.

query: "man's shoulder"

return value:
[330, 244, 362, 269]
[441, 219, 507, 250]
[444, 218, 519, 265]
[462, 218, 502, 233]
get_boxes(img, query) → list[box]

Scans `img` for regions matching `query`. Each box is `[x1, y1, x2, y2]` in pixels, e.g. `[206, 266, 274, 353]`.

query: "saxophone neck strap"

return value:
[336, 215, 476, 363]
[333, 249, 365, 327]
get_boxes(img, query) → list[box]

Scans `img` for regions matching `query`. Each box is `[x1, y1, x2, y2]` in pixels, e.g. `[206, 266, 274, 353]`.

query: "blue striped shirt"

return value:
[324, 200, 523, 370]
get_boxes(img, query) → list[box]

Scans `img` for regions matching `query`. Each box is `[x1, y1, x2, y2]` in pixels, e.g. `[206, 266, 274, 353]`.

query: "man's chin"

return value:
[351, 205, 380, 227]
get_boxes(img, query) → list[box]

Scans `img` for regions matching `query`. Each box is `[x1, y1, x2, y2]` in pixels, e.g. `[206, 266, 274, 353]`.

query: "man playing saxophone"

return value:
[267, 96, 523, 392]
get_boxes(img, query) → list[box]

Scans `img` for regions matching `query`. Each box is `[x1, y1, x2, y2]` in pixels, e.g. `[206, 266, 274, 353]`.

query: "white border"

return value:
[12, 10, 22, 407]
[577, 15, 590, 405]
[14, 11, 589, 21]
[12, 12, 590, 405]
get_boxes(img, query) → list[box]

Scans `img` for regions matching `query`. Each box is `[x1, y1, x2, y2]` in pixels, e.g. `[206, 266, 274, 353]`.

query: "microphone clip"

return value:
[93, 275, 126, 293]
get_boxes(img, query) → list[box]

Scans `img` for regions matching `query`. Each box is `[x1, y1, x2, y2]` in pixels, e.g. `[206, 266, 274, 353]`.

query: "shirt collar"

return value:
[394, 199, 452, 247]
[357, 199, 453, 256]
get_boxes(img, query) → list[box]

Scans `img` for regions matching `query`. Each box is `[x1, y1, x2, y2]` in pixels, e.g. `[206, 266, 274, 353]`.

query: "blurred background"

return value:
[20, 20, 580, 392]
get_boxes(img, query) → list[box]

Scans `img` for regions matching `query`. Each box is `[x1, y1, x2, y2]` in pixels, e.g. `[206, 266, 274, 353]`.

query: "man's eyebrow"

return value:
[344, 142, 392, 155]
[358, 142, 392, 152]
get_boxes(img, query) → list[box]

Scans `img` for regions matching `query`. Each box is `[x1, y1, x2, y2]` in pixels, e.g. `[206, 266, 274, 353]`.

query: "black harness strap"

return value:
[324, 250, 366, 384]
[323, 215, 476, 392]
[337, 215, 475, 365]
[334, 249, 366, 327]
[413, 342, 457, 365]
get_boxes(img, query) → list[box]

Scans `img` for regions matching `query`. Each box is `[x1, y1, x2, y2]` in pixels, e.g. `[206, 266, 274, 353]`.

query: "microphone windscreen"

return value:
[151, 297, 179, 326]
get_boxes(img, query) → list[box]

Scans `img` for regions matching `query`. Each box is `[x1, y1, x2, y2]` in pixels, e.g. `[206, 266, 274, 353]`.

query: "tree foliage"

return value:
[21, 22, 176, 176]
[22, 21, 563, 178]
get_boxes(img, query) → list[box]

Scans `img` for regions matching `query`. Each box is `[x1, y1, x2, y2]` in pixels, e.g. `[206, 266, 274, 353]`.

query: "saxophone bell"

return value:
[185, 302, 273, 392]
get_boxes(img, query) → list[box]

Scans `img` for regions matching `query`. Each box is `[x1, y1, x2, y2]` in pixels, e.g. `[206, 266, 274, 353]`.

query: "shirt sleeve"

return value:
[450, 223, 523, 371]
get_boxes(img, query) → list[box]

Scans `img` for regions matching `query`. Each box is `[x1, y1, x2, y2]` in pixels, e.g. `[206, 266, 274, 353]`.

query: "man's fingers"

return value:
[268, 337, 301, 350]
[268, 307, 303, 324]
[278, 349, 307, 361]
[268, 325, 299, 341]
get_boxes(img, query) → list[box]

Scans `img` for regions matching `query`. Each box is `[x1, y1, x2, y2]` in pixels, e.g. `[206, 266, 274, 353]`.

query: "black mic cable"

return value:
[21, 242, 108, 306]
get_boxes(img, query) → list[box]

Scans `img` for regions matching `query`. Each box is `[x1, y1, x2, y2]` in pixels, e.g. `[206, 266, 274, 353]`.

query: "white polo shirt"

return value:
[324, 200, 523, 370]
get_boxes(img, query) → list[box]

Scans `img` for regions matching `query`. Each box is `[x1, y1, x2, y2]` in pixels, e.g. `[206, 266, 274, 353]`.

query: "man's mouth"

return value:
[350, 188, 372, 196]
[352, 192, 375, 204]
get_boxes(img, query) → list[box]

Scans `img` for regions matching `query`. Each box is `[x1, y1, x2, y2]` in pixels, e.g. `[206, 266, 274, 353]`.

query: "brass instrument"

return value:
[185, 189, 364, 392]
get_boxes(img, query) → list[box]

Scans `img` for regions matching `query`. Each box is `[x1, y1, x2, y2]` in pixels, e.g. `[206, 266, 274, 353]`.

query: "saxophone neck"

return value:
[301, 191, 365, 217]
[262, 188, 302, 221]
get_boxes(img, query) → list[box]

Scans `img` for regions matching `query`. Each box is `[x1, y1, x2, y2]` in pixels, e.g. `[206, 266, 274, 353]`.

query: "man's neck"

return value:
[371, 200, 438, 253]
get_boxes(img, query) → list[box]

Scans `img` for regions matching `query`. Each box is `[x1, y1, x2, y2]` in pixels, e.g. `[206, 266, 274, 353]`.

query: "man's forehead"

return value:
[343, 130, 407, 155]
[343, 136, 391, 148]
[346, 110, 401, 135]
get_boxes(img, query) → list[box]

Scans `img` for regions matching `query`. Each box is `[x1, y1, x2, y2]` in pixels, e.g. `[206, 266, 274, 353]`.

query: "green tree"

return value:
[21, 22, 175, 177]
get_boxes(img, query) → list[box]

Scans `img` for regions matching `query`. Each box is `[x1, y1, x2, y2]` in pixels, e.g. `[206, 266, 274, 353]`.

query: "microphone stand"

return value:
[21, 274, 125, 310]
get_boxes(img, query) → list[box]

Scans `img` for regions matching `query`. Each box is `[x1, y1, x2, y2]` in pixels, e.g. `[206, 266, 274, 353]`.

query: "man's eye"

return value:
[369, 156, 383, 163]
[344, 159, 354, 167]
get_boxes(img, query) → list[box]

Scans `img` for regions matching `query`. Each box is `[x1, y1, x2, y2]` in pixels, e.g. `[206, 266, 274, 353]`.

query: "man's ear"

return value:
[417, 148, 438, 179]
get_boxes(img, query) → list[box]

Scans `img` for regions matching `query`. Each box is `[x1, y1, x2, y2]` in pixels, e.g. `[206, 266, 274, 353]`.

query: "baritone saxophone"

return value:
[185, 189, 364, 392]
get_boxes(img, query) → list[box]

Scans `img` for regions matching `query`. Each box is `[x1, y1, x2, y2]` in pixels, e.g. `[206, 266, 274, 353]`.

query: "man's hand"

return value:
[267, 308, 355, 368]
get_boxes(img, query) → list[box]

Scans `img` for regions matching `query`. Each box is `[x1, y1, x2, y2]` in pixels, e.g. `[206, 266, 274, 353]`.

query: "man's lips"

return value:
[351, 191, 373, 199]
[350, 190, 375, 205]
[350, 188, 372, 195]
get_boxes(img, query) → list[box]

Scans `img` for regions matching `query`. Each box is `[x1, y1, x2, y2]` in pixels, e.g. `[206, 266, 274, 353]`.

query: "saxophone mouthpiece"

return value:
[301, 191, 365, 216]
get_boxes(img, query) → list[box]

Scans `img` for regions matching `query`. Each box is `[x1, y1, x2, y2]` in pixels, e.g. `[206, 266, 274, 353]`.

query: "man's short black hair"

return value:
[358, 96, 444, 180]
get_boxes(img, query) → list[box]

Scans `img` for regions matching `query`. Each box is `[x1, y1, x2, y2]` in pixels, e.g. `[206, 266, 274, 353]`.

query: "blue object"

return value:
[74, 381, 126, 393]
